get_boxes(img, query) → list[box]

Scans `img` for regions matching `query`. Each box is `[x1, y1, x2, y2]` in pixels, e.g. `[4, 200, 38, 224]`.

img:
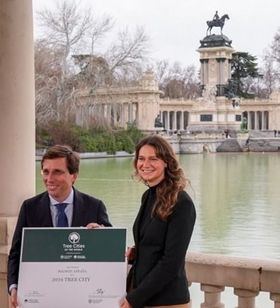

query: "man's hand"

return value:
[9, 288, 18, 308]
[86, 222, 104, 229]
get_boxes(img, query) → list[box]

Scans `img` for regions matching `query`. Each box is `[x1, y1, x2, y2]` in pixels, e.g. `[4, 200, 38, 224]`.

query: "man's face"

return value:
[41, 157, 77, 202]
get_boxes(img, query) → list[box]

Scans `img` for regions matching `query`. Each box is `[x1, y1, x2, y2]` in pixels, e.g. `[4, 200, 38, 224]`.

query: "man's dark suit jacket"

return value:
[7, 188, 111, 289]
[126, 189, 196, 308]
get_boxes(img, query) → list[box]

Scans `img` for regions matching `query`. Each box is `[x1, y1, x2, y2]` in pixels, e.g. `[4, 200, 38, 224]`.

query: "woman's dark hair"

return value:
[134, 135, 187, 220]
[41, 145, 80, 174]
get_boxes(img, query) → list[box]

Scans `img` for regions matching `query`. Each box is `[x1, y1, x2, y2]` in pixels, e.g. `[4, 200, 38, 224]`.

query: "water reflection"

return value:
[181, 153, 280, 259]
[36, 153, 280, 260]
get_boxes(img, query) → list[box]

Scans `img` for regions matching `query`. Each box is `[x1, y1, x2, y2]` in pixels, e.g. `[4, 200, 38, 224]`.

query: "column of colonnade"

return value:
[0, 1, 35, 307]
[117, 102, 137, 127]
[180, 112, 184, 130]
[244, 111, 269, 130]
[123, 103, 128, 126]
[200, 59, 209, 86]
[217, 58, 224, 85]
[255, 112, 258, 129]
[173, 112, 177, 130]
[121, 102, 137, 127]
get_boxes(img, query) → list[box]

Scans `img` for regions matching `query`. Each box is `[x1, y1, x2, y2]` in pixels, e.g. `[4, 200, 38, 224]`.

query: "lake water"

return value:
[36, 152, 280, 307]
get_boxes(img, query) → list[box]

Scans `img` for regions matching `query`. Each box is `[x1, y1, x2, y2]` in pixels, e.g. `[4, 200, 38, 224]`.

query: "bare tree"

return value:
[154, 60, 200, 99]
[35, 0, 115, 126]
[89, 15, 114, 54]
[35, 0, 150, 127]
[256, 49, 277, 97]
[35, 40, 78, 125]
[260, 28, 280, 94]
[72, 26, 150, 87]
[35, 39, 62, 125]
[270, 28, 280, 63]
[106, 27, 149, 82]
[36, 0, 93, 77]
[155, 60, 170, 85]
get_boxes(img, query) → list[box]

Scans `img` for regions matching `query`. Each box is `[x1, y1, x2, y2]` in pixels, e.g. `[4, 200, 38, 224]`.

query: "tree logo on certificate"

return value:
[68, 232, 80, 244]
[62, 232, 85, 260]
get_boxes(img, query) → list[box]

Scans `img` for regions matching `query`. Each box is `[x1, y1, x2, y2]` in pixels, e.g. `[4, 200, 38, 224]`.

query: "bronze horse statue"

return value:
[206, 14, 229, 35]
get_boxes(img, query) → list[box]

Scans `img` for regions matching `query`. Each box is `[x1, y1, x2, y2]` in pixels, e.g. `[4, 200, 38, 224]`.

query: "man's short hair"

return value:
[41, 145, 80, 174]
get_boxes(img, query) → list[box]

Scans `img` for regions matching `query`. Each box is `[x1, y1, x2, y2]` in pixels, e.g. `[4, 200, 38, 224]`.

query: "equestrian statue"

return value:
[206, 11, 229, 35]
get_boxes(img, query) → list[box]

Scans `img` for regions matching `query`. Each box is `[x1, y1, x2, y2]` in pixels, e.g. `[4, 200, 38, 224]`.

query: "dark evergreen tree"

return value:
[226, 52, 261, 98]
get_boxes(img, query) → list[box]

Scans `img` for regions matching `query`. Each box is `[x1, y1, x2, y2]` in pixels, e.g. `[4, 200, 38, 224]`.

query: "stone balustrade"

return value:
[1, 249, 280, 307]
[187, 252, 280, 308]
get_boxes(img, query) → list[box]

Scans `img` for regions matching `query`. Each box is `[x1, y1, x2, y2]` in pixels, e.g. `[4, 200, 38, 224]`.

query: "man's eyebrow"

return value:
[42, 168, 65, 171]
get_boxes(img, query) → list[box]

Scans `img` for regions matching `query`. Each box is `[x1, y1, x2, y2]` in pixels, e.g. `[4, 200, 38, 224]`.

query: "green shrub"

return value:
[126, 123, 144, 144]
[115, 130, 135, 153]
[36, 121, 143, 153]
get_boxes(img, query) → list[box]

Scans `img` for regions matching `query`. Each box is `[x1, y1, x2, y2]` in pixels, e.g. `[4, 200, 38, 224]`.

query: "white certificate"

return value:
[17, 228, 127, 308]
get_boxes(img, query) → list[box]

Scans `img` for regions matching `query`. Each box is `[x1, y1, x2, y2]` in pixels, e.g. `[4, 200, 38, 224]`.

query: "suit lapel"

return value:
[71, 189, 84, 227]
[38, 192, 53, 226]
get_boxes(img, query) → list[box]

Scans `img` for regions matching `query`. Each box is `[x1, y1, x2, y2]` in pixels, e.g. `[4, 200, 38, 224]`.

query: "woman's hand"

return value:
[120, 298, 132, 308]
[125, 246, 136, 262]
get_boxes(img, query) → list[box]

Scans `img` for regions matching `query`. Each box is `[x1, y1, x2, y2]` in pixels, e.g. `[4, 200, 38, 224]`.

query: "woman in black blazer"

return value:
[120, 135, 196, 308]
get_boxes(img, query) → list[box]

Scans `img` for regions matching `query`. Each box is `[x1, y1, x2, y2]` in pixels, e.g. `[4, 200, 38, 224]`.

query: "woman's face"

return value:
[136, 145, 166, 186]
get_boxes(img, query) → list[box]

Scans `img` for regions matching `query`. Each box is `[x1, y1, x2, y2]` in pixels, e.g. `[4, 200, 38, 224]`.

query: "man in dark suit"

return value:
[8, 145, 111, 308]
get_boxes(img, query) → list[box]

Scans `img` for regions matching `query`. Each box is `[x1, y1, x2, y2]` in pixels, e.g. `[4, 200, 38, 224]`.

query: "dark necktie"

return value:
[55, 203, 68, 227]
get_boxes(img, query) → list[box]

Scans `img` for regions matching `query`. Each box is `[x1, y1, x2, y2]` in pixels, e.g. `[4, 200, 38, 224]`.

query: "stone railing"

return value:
[186, 252, 280, 308]
[1, 249, 280, 308]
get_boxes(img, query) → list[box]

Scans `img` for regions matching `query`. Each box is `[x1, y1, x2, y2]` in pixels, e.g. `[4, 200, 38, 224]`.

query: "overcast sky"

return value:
[32, 0, 280, 69]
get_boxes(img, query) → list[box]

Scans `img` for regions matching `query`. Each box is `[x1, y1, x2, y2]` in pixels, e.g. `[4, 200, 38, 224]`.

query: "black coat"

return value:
[7, 188, 111, 288]
[126, 189, 196, 308]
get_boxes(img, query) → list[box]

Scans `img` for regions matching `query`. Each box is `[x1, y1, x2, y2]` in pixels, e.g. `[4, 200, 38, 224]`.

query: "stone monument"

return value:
[189, 11, 242, 131]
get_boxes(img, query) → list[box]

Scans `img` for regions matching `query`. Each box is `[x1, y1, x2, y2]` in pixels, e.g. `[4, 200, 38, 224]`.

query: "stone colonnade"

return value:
[77, 94, 280, 132]
[76, 79, 161, 131]
[77, 83, 280, 133]
[76, 102, 139, 128]
[242, 111, 269, 130]
[160, 110, 190, 131]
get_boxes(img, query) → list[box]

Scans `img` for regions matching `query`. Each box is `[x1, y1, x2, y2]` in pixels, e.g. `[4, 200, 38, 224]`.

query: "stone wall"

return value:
[249, 138, 280, 152]
[167, 132, 280, 153]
